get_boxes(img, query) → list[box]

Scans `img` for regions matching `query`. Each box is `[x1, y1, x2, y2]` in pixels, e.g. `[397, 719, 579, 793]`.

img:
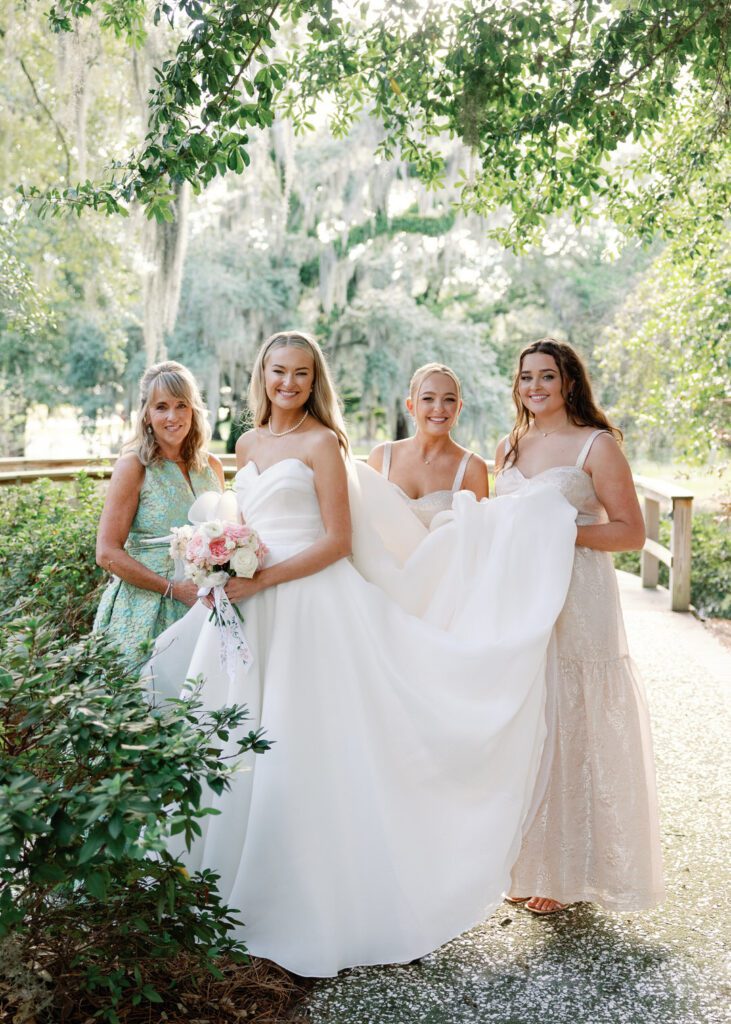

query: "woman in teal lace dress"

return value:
[94, 361, 224, 662]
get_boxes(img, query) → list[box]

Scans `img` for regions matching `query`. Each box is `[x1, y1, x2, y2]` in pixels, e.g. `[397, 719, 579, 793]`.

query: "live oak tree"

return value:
[4, 0, 730, 459]
[22, 0, 731, 252]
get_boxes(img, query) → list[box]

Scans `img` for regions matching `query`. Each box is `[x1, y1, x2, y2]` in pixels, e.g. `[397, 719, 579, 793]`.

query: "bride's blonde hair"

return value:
[124, 361, 211, 471]
[249, 332, 350, 453]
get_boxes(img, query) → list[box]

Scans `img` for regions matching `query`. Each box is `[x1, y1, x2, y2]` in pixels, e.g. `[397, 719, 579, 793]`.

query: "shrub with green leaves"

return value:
[0, 474, 105, 637]
[614, 510, 730, 618]
[0, 614, 270, 1023]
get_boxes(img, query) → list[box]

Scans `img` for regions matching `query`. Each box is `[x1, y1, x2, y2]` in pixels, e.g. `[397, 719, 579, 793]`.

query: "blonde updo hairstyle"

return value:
[125, 360, 211, 471]
[248, 331, 350, 453]
[408, 362, 463, 416]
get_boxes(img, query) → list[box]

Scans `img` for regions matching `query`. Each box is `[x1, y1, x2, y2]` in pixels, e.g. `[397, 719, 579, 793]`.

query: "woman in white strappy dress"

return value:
[495, 338, 664, 915]
[368, 363, 489, 528]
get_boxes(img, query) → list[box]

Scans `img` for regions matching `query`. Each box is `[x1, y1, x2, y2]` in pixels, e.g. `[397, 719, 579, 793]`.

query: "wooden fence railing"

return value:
[632, 475, 694, 612]
[0, 456, 694, 611]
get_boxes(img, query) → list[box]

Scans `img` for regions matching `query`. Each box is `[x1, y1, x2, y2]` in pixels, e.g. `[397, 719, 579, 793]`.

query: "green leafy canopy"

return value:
[18, 0, 731, 249]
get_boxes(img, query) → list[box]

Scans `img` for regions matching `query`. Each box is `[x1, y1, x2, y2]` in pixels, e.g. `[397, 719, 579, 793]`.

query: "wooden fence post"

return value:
[641, 495, 660, 589]
[671, 496, 693, 612]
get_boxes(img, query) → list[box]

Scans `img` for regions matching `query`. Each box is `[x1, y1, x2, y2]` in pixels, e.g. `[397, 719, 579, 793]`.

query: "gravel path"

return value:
[306, 573, 731, 1024]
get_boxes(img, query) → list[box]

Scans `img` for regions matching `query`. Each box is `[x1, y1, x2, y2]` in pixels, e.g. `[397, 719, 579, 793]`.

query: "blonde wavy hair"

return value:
[249, 332, 350, 453]
[124, 360, 211, 471]
[408, 362, 462, 404]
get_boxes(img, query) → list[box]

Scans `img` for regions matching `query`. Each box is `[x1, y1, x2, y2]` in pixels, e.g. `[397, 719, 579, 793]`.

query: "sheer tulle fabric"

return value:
[150, 459, 578, 976]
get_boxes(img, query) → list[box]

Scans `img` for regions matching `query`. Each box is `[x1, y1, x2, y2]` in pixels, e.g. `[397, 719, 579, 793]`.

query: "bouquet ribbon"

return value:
[198, 582, 254, 682]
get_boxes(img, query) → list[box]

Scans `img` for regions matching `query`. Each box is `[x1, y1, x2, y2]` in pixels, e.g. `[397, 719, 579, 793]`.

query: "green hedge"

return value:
[614, 510, 730, 618]
[0, 474, 105, 638]
[0, 479, 272, 1022]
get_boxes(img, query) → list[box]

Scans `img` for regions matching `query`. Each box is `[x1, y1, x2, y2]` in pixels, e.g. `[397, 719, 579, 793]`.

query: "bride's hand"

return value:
[224, 575, 263, 603]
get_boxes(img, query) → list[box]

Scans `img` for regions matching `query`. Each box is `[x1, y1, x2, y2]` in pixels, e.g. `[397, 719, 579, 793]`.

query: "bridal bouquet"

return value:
[170, 519, 267, 593]
[169, 517, 267, 679]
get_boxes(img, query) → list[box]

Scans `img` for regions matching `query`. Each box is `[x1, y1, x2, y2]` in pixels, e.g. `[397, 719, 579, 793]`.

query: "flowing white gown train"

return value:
[150, 458, 578, 976]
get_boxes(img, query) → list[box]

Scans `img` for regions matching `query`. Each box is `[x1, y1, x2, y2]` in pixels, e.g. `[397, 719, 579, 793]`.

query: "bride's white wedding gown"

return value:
[150, 457, 578, 977]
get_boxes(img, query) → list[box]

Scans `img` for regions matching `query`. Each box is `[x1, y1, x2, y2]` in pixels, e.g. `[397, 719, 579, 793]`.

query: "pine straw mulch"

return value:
[0, 954, 312, 1024]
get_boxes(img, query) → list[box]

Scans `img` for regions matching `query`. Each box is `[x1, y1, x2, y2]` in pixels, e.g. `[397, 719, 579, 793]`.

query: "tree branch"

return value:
[18, 57, 73, 183]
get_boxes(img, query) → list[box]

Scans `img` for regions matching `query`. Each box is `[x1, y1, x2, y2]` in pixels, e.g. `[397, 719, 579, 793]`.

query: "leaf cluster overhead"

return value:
[19, 0, 731, 247]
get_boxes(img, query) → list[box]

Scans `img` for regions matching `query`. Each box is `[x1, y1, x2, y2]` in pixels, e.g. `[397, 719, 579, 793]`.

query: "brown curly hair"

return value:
[504, 338, 622, 468]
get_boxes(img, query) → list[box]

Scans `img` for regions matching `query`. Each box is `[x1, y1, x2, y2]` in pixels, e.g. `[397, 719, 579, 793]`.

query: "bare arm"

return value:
[462, 453, 489, 500]
[95, 455, 200, 606]
[576, 435, 645, 552]
[225, 432, 352, 601]
[208, 453, 225, 488]
[366, 443, 386, 473]
[493, 437, 508, 474]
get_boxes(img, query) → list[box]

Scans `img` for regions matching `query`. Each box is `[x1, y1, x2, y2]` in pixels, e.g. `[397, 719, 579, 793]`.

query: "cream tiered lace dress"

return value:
[496, 431, 664, 910]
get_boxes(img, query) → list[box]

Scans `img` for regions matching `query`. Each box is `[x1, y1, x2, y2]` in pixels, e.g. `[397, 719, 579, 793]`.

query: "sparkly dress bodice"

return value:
[380, 442, 472, 528]
[496, 466, 606, 525]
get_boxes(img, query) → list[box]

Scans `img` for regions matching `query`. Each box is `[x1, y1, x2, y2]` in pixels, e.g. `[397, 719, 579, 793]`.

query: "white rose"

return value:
[183, 561, 199, 581]
[229, 545, 259, 578]
[200, 519, 224, 540]
[169, 526, 193, 559]
[205, 570, 230, 588]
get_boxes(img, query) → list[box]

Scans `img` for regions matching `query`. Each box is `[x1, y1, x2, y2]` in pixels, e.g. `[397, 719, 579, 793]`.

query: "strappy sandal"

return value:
[525, 897, 569, 915]
[505, 896, 530, 904]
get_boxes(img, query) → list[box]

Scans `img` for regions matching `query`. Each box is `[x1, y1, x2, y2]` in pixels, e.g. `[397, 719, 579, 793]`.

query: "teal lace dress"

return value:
[94, 458, 221, 662]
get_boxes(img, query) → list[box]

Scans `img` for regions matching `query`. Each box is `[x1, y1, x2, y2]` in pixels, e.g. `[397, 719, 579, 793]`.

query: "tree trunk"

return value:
[395, 403, 410, 440]
[141, 181, 190, 364]
[133, 34, 190, 366]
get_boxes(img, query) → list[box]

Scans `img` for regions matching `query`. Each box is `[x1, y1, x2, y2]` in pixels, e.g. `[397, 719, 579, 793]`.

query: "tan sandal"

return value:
[525, 896, 569, 915]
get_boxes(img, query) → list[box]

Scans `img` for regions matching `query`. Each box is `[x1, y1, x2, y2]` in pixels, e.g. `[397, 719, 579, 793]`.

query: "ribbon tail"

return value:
[213, 585, 254, 682]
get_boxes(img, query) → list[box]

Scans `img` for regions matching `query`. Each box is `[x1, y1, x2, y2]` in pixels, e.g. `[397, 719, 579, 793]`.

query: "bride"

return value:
[150, 331, 579, 977]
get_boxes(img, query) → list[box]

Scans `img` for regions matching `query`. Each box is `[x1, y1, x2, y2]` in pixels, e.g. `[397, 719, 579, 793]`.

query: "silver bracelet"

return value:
[163, 579, 174, 600]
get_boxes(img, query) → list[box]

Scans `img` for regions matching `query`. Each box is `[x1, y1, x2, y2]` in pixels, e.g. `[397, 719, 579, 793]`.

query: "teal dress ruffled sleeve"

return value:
[93, 457, 221, 663]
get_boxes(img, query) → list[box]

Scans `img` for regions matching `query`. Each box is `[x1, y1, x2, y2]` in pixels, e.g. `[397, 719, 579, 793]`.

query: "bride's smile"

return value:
[265, 347, 315, 421]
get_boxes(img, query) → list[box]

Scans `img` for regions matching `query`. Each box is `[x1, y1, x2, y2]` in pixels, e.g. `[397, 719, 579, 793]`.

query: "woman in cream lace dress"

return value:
[495, 338, 664, 915]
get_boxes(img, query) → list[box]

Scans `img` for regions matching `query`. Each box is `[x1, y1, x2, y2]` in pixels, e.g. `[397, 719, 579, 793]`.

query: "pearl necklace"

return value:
[268, 410, 308, 437]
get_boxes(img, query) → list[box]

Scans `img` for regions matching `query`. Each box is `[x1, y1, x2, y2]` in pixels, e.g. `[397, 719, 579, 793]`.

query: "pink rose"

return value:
[208, 536, 231, 565]
[186, 532, 208, 566]
[224, 523, 251, 542]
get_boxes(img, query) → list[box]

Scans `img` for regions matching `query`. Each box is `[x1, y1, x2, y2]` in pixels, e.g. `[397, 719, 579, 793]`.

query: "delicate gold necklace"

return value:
[268, 410, 308, 437]
[535, 421, 566, 438]
[420, 447, 442, 465]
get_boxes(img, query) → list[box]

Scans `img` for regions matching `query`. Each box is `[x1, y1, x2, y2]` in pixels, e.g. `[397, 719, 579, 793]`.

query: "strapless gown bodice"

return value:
[235, 459, 324, 556]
